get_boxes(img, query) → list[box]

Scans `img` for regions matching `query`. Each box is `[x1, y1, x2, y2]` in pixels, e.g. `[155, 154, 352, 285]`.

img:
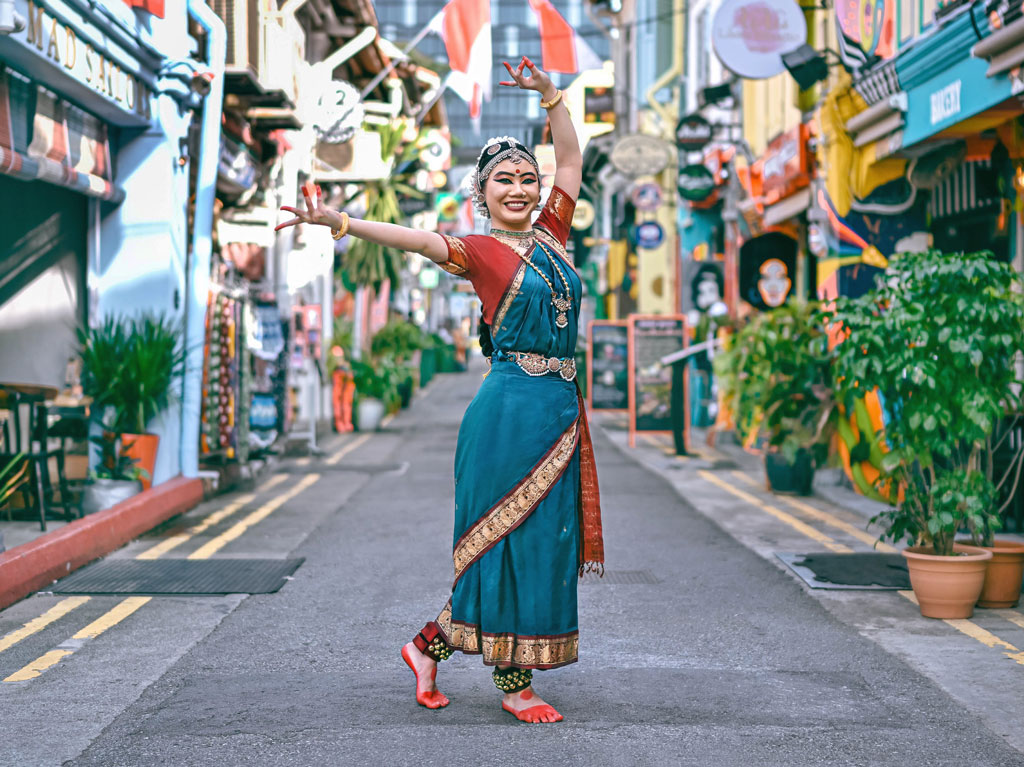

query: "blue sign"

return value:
[634, 221, 665, 249]
[902, 56, 1014, 148]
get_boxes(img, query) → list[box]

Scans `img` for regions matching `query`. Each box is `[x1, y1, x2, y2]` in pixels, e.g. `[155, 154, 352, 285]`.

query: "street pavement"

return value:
[1, 358, 1023, 766]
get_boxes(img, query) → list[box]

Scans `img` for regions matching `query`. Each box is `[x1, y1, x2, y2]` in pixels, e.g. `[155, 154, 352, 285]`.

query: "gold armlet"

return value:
[540, 90, 563, 110]
[331, 212, 350, 240]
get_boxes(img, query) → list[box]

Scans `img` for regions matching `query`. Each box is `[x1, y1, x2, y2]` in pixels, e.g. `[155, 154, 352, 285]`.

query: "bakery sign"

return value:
[17, 1, 152, 120]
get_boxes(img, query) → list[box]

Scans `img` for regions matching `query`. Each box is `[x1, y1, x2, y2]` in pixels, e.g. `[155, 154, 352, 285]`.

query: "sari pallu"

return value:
[433, 186, 603, 669]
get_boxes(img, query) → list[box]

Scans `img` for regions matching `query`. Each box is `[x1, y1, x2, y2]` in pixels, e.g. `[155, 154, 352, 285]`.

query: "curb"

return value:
[0, 475, 203, 610]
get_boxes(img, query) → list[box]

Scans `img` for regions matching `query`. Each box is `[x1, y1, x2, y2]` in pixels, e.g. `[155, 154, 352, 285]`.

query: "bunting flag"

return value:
[528, 0, 603, 74]
[429, 0, 492, 123]
[123, 0, 164, 18]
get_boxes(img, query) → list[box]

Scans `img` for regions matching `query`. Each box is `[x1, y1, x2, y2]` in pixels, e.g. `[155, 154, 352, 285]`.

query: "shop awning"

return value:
[0, 67, 122, 203]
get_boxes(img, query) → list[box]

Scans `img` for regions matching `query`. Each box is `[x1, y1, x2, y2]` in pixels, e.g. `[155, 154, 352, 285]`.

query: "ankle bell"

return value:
[492, 666, 533, 694]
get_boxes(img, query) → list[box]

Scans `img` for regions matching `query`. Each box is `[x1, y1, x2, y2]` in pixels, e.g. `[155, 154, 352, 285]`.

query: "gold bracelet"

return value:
[540, 90, 563, 110]
[331, 212, 350, 240]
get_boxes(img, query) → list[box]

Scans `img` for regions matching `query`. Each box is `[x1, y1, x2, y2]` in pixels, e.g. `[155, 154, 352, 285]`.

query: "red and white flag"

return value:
[429, 0, 492, 123]
[527, 0, 603, 74]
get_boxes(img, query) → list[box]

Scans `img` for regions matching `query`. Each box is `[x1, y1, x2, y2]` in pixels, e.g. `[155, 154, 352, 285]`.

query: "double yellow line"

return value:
[1, 433, 365, 682]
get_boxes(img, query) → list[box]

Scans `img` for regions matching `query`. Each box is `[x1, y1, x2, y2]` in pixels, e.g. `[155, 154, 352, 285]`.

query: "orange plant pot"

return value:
[121, 433, 159, 490]
[974, 540, 1024, 609]
[902, 544, 992, 619]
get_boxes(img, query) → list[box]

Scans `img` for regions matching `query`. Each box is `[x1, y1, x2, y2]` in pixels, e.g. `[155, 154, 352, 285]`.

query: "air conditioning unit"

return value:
[211, 0, 262, 90]
[211, 0, 303, 105]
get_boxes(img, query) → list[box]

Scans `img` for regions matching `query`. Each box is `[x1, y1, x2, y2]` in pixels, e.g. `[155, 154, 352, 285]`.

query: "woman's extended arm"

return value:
[500, 57, 582, 200]
[276, 184, 449, 264]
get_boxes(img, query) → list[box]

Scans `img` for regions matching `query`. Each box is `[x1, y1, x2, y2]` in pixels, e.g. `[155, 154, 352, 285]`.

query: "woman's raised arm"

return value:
[500, 57, 582, 200]
[277, 184, 449, 264]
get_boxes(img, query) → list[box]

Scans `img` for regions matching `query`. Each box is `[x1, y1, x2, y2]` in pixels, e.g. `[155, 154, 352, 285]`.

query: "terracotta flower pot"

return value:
[121, 432, 159, 490]
[902, 543, 993, 619]
[972, 539, 1024, 609]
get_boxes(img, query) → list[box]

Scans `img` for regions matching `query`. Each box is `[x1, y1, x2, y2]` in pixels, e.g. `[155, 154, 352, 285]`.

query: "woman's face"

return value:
[484, 158, 540, 229]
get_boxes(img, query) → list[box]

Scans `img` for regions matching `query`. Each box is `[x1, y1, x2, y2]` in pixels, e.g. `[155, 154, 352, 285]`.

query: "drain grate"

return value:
[580, 569, 660, 585]
[47, 558, 305, 596]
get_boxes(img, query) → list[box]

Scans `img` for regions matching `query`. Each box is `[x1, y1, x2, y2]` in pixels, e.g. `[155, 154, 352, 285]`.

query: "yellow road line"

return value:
[898, 592, 1024, 666]
[3, 597, 151, 682]
[295, 457, 311, 467]
[698, 470, 853, 553]
[0, 597, 90, 655]
[136, 474, 289, 560]
[730, 470, 897, 553]
[189, 474, 321, 559]
[325, 433, 370, 465]
[996, 610, 1024, 631]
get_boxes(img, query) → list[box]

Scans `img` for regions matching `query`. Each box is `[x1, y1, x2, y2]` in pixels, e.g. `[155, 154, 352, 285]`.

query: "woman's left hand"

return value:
[500, 56, 556, 100]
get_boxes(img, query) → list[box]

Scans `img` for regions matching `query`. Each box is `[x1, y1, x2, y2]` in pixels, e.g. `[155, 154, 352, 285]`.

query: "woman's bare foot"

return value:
[501, 686, 563, 723]
[401, 642, 449, 709]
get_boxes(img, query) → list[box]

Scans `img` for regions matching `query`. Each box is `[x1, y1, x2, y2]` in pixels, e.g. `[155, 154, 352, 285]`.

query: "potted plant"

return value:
[80, 430, 146, 515]
[961, 414, 1024, 608]
[371, 320, 423, 408]
[78, 315, 184, 490]
[714, 302, 837, 495]
[833, 249, 1024, 618]
[352, 358, 398, 431]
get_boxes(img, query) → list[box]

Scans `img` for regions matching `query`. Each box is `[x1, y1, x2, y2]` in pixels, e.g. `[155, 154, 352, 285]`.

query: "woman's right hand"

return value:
[276, 184, 343, 232]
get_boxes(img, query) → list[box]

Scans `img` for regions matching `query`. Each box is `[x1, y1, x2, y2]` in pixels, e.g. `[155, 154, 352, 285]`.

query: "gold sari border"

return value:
[436, 602, 579, 669]
[492, 262, 526, 331]
[534, 226, 573, 268]
[452, 419, 580, 585]
[439, 235, 470, 276]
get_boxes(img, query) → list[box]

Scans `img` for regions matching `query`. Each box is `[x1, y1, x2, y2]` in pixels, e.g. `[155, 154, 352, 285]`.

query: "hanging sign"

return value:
[675, 113, 713, 151]
[628, 315, 688, 447]
[631, 182, 663, 211]
[572, 198, 596, 230]
[610, 134, 672, 177]
[677, 164, 716, 202]
[633, 221, 665, 249]
[587, 320, 630, 411]
[711, 0, 807, 79]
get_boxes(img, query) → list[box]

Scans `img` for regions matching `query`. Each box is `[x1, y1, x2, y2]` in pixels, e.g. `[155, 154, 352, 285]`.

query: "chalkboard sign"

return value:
[628, 315, 688, 447]
[587, 320, 629, 411]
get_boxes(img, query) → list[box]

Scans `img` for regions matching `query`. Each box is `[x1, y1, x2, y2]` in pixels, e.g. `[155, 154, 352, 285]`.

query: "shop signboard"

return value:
[677, 164, 716, 202]
[628, 315, 688, 447]
[633, 221, 665, 249]
[758, 124, 810, 205]
[711, 0, 807, 79]
[610, 134, 672, 177]
[584, 86, 615, 124]
[631, 182, 663, 211]
[572, 198, 596, 230]
[587, 320, 629, 411]
[836, 0, 895, 60]
[0, 0, 154, 125]
[903, 57, 1013, 147]
[675, 113, 713, 151]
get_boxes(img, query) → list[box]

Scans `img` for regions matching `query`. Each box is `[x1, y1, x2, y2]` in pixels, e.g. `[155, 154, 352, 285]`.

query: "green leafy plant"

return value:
[78, 314, 186, 435]
[713, 302, 837, 463]
[371, 319, 424, 362]
[352, 356, 401, 406]
[0, 453, 29, 507]
[89, 432, 148, 482]
[833, 249, 1024, 556]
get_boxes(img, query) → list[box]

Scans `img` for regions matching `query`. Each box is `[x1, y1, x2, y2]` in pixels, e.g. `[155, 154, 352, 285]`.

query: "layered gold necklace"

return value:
[491, 228, 573, 329]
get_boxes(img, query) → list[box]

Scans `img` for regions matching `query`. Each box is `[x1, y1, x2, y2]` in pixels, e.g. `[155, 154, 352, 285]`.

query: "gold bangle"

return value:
[331, 212, 350, 240]
[540, 90, 563, 110]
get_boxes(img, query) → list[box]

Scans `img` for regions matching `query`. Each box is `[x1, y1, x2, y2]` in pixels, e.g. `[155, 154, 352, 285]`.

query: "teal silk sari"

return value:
[434, 187, 603, 669]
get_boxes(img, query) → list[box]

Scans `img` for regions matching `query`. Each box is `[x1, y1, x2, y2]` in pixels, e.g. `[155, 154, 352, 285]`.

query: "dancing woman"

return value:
[277, 57, 603, 724]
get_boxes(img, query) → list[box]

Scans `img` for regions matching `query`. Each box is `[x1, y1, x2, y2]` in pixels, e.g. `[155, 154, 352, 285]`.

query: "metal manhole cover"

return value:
[580, 570, 660, 585]
[47, 558, 305, 596]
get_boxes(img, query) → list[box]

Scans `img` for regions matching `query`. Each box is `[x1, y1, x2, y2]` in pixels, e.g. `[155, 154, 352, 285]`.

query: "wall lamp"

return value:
[0, 0, 26, 35]
[157, 59, 216, 107]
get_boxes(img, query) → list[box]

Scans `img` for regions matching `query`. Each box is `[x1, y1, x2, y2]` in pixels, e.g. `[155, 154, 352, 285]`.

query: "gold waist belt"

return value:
[494, 350, 577, 382]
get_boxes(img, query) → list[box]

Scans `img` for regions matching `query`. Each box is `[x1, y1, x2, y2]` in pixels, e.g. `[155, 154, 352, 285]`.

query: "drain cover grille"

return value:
[580, 570, 660, 585]
[48, 558, 305, 596]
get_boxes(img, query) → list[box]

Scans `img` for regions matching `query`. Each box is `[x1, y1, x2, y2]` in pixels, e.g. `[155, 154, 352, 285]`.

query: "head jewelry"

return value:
[472, 136, 539, 219]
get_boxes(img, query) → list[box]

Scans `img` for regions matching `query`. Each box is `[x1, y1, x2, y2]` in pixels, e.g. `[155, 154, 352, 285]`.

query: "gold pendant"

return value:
[556, 312, 569, 329]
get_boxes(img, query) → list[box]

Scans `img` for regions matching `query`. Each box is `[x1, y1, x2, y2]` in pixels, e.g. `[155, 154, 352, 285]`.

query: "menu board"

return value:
[628, 315, 687, 447]
[587, 321, 629, 411]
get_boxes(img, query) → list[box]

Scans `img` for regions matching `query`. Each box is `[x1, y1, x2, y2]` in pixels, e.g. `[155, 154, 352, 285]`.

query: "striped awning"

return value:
[0, 67, 122, 202]
[927, 159, 1000, 219]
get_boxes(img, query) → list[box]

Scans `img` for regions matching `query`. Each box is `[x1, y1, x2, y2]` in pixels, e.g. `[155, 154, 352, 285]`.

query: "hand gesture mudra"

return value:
[500, 56, 556, 100]
[275, 183, 342, 232]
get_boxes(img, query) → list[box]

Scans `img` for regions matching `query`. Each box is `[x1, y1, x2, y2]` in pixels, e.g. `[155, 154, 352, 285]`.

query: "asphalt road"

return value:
[1, 363, 1021, 766]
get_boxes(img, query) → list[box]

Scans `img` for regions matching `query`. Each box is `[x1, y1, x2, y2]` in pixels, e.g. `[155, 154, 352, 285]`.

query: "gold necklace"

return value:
[513, 245, 573, 329]
[490, 227, 535, 256]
